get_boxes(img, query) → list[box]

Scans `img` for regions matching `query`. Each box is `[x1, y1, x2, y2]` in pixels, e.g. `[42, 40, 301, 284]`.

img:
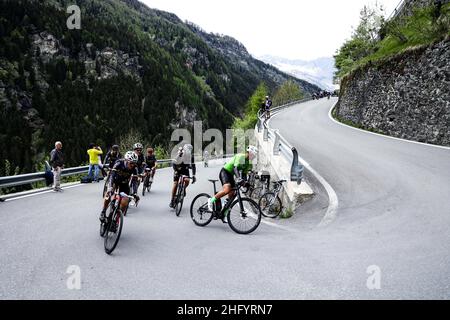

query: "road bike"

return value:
[172, 175, 193, 217]
[241, 171, 259, 196]
[190, 179, 262, 235]
[250, 173, 271, 200]
[142, 168, 154, 196]
[100, 191, 134, 255]
[259, 180, 286, 219]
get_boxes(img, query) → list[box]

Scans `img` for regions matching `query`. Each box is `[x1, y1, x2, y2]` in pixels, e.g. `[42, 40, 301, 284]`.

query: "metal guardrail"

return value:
[387, 0, 408, 21]
[0, 159, 175, 189]
[256, 98, 313, 184]
[0, 154, 235, 191]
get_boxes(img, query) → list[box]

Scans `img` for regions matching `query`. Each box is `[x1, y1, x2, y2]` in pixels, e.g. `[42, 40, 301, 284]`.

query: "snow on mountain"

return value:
[258, 55, 337, 91]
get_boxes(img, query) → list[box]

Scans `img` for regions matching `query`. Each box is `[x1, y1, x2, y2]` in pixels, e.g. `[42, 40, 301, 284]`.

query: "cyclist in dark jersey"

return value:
[170, 144, 196, 208]
[131, 143, 145, 195]
[144, 147, 158, 179]
[103, 145, 122, 169]
[100, 151, 139, 222]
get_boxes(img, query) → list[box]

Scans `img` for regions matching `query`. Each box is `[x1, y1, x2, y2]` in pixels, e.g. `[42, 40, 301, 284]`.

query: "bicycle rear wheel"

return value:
[228, 198, 262, 235]
[104, 208, 124, 255]
[259, 192, 282, 218]
[190, 194, 214, 227]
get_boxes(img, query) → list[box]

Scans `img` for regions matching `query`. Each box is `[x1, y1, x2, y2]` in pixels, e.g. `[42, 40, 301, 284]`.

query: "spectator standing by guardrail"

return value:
[87, 143, 103, 182]
[50, 141, 64, 192]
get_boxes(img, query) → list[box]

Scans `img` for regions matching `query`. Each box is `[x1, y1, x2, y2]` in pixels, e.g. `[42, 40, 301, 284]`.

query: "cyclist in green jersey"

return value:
[207, 146, 258, 218]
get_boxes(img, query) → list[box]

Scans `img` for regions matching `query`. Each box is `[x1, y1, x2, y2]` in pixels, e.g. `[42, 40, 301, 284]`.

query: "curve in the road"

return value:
[268, 107, 339, 227]
[327, 104, 450, 151]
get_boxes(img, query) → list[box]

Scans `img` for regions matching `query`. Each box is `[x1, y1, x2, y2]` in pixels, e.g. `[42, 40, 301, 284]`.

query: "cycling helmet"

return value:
[183, 144, 193, 153]
[133, 143, 143, 150]
[124, 151, 138, 163]
[112, 145, 119, 151]
[247, 146, 258, 157]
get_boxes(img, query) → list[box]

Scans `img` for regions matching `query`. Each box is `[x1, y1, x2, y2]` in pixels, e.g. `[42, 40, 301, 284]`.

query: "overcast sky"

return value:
[139, 0, 399, 61]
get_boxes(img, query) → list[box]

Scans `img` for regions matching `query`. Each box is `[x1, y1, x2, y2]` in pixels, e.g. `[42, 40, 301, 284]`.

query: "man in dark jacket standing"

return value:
[50, 141, 64, 192]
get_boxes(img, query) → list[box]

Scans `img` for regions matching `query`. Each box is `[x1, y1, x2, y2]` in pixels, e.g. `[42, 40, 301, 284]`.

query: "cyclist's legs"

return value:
[102, 183, 119, 211]
[119, 184, 131, 212]
[183, 177, 190, 188]
[171, 173, 180, 199]
[215, 169, 236, 200]
[214, 183, 234, 201]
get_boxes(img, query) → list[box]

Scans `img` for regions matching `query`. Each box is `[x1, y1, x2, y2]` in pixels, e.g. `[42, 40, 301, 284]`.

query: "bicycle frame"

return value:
[175, 175, 191, 202]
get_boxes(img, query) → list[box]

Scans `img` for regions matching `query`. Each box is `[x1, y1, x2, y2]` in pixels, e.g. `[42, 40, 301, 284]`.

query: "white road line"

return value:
[4, 183, 85, 202]
[260, 218, 296, 232]
[328, 102, 450, 151]
[268, 103, 340, 227]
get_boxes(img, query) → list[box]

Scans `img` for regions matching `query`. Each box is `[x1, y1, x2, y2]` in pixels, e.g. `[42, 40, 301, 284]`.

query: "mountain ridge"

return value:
[0, 0, 320, 177]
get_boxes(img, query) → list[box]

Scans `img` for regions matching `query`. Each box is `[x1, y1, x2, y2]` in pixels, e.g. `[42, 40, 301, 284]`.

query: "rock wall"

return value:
[336, 39, 450, 146]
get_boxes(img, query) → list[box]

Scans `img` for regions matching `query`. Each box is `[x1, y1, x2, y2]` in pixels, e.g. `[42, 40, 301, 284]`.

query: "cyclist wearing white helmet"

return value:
[99, 151, 139, 222]
[208, 146, 258, 222]
[170, 144, 196, 208]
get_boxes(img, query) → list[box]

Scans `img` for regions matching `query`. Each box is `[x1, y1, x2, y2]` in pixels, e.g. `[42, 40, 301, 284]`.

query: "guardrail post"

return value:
[290, 147, 304, 185]
[257, 118, 262, 133]
[263, 127, 269, 141]
[273, 130, 281, 155]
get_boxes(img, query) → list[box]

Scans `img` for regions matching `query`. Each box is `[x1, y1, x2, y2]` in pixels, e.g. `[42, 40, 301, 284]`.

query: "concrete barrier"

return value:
[254, 125, 314, 213]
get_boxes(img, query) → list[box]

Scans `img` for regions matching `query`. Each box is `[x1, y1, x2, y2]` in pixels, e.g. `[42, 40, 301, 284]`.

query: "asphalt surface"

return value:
[1, 98, 449, 299]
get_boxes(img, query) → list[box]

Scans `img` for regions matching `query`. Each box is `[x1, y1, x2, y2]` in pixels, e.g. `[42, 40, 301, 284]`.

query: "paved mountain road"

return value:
[1, 99, 449, 299]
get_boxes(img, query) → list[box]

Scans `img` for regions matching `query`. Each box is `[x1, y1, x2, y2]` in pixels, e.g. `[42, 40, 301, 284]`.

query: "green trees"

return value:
[334, 3, 385, 80]
[272, 80, 304, 107]
[334, 2, 450, 82]
[233, 83, 268, 130]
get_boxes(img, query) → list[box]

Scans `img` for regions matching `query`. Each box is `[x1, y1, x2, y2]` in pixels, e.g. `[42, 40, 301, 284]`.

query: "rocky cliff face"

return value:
[336, 39, 450, 146]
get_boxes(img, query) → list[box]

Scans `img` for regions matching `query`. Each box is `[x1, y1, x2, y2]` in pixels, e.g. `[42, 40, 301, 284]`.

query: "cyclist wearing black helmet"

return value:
[131, 143, 145, 194]
[103, 145, 122, 169]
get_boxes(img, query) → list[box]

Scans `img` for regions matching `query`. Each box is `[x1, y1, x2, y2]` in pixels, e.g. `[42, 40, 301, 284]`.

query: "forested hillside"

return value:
[0, 0, 320, 176]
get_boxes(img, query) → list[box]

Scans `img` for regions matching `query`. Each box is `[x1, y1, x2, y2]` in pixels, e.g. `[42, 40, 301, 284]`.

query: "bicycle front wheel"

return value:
[104, 209, 124, 255]
[259, 192, 282, 218]
[190, 194, 214, 227]
[175, 196, 184, 217]
[228, 198, 262, 235]
[175, 185, 184, 216]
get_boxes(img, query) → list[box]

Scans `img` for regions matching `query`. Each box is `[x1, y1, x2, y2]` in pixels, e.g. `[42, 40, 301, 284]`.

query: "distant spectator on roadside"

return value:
[87, 143, 103, 182]
[50, 141, 64, 192]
